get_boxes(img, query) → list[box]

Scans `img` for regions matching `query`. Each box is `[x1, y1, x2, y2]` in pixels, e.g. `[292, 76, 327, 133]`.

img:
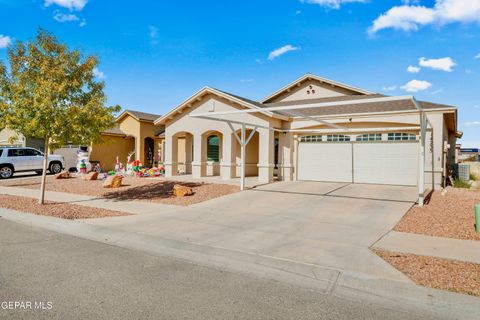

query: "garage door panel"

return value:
[298, 143, 352, 182]
[353, 142, 418, 186]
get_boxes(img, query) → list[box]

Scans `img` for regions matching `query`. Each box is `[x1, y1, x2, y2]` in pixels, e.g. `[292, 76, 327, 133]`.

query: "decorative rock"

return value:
[82, 171, 99, 181]
[102, 175, 123, 188]
[173, 184, 194, 197]
[55, 171, 70, 179]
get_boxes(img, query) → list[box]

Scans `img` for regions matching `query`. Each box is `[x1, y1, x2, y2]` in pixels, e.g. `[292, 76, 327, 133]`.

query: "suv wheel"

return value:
[0, 165, 14, 179]
[49, 162, 62, 174]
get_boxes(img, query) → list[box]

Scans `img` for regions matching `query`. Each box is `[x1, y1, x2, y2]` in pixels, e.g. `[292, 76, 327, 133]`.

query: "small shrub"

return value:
[453, 179, 471, 189]
[470, 173, 478, 181]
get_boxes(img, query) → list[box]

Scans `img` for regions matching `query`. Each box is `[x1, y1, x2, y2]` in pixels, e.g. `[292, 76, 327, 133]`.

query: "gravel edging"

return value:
[374, 249, 480, 297]
[394, 188, 480, 241]
[0, 194, 129, 220]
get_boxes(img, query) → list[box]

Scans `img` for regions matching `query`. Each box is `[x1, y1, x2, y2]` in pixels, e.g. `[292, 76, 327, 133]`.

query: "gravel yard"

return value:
[394, 187, 480, 241]
[375, 249, 480, 297]
[0, 194, 128, 219]
[1, 175, 239, 206]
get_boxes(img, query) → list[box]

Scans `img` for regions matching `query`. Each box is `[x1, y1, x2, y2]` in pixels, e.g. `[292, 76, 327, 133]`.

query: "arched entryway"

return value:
[171, 131, 193, 175]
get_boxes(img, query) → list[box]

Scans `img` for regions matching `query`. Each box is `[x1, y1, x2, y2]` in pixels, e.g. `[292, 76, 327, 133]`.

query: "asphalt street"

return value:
[0, 218, 434, 320]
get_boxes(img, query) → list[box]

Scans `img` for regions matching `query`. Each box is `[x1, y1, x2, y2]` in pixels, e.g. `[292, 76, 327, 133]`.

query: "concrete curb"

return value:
[1, 208, 479, 319]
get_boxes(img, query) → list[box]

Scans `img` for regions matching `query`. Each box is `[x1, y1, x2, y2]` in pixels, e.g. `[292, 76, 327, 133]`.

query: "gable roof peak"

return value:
[261, 73, 375, 104]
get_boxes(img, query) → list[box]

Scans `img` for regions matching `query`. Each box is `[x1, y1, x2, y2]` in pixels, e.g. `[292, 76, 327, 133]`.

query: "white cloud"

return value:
[268, 45, 300, 61]
[419, 57, 456, 72]
[45, 0, 88, 11]
[369, 0, 480, 35]
[464, 121, 480, 126]
[382, 85, 397, 91]
[93, 67, 106, 80]
[0, 35, 12, 49]
[296, 10, 302, 15]
[407, 65, 421, 73]
[475, 53, 480, 59]
[301, 0, 367, 10]
[53, 12, 79, 22]
[149, 26, 158, 39]
[401, 79, 433, 92]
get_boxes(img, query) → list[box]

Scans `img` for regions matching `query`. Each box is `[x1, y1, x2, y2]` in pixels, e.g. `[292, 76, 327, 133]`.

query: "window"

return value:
[326, 135, 350, 142]
[8, 149, 25, 157]
[299, 135, 322, 142]
[388, 133, 417, 141]
[207, 135, 220, 162]
[356, 134, 382, 142]
[24, 148, 42, 156]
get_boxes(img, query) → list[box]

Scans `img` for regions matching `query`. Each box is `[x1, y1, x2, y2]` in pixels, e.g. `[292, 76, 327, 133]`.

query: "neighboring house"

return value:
[0, 128, 45, 151]
[155, 74, 460, 189]
[88, 110, 164, 171]
[458, 147, 480, 162]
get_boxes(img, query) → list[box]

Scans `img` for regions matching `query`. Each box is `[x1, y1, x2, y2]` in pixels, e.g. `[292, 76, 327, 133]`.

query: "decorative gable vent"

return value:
[306, 85, 316, 95]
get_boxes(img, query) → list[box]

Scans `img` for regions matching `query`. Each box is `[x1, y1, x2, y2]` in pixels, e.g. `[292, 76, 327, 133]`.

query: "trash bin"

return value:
[476, 204, 480, 234]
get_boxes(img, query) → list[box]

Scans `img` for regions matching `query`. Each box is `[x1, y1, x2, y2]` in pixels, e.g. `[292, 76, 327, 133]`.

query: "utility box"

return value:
[458, 163, 470, 181]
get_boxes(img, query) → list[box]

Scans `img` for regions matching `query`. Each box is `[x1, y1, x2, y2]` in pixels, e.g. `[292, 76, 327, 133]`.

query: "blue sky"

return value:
[1, 0, 479, 146]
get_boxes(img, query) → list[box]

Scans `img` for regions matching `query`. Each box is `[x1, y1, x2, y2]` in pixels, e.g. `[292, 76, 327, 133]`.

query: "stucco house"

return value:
[154, 74, 459, 191]
[0, 128, 45, 151]
[89, 110, 164, 171]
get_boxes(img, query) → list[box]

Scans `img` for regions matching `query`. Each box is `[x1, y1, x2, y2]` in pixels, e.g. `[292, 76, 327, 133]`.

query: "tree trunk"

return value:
[39, 139, 50, 205]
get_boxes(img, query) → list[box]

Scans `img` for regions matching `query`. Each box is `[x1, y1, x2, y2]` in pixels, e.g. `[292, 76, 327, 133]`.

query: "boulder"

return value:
[82, 171, 99, 181]
[173, 184, 194, 197]
[102, 175, 123, 188]
[55, 171, 70, 179]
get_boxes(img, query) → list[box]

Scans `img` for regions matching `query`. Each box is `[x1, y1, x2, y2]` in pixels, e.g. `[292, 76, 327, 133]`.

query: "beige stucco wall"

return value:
[90, 135, 135, 171]
[164, 94, 281, 182]
[266, 79, 362, 103]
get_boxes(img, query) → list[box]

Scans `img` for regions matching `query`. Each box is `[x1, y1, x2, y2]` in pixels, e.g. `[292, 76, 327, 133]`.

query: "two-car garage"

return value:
[297, 133, 419, 186]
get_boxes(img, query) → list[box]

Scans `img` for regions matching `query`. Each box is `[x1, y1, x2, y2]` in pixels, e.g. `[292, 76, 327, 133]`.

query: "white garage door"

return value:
[297, 143, 352, 182]
[297, 140, 418, 186]
[353, 142, 418, 186]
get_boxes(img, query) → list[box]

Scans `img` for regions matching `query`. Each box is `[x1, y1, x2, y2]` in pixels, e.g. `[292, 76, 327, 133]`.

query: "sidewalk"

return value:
[0, 185, 176, 215]
[1, 207, 479, 319]
[373, 231, 480, 264]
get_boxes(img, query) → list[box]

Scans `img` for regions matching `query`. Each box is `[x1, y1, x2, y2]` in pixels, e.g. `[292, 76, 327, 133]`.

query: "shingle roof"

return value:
[213, 88, 267, 109]
[103, 125, 126, 136]
[124, 110, 161, 122]
[263, 94, 455, 117]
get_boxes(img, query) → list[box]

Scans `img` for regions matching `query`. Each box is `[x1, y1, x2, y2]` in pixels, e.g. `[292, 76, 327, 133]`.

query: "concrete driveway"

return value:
[87, 181, 417, 282]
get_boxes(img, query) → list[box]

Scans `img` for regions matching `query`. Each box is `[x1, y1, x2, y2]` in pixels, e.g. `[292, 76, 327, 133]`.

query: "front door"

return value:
[144, 137, 154, 167]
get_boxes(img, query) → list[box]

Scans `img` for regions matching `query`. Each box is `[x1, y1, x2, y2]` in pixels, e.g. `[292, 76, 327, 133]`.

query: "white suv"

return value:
[0, 147, 65, 179]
